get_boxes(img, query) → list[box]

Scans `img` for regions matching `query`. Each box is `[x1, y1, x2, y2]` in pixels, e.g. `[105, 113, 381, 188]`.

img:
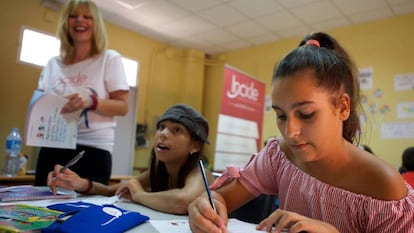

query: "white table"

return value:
[115, 198, 188, 232]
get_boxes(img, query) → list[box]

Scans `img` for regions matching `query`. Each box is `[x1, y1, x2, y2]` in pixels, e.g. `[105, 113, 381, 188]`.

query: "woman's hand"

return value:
[188, 193, 228, 233]
[257, 209, 340, 233]
[47, 164, 86, 194]
[61, 93, 91, 114]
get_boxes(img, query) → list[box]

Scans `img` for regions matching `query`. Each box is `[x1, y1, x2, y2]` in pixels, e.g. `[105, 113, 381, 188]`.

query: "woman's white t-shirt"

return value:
[38, 49, 129, 153]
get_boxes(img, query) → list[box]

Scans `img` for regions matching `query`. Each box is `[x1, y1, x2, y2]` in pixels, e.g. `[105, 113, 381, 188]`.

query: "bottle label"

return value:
[6, 139, 22, 151]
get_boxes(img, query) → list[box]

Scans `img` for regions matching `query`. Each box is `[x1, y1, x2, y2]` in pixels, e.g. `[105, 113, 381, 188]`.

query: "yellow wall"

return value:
[0, 0, 205, 172]
[1, 0, 412, 173]
[205, 13, 414, 169]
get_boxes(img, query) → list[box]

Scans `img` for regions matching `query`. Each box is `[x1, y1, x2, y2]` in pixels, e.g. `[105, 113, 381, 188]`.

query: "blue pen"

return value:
[198, 159, 216, 212]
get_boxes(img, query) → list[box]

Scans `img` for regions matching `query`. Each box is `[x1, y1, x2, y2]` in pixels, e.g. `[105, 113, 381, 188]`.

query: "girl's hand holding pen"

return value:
[47, 151, 85, 194]
[188, 194, 227, 233]
[47, 165, 85, 195]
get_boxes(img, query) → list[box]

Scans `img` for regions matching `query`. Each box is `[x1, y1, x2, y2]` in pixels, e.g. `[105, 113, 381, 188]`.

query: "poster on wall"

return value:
[213, 65, 266, 171]
[381, 122, 414, 139]
[394, 73, 414, 91]
[397, 102, 414, 119]
[358, 67, 373, 90]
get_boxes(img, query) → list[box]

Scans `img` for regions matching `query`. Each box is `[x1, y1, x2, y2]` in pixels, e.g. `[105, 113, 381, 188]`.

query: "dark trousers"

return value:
[34, 145, 112, 186]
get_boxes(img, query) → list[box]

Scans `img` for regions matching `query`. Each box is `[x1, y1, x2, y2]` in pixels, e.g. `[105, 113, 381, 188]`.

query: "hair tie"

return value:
[305, 39, 320, 47]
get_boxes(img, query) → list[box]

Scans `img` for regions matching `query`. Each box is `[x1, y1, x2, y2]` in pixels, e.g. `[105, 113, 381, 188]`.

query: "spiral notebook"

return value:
[0, 185, 77, 202]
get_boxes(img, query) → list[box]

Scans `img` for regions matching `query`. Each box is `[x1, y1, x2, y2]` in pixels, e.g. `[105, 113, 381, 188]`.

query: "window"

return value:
[121, 57, 138, 87]
[18, 27, 60, 67]
[18, 26, 138, 87]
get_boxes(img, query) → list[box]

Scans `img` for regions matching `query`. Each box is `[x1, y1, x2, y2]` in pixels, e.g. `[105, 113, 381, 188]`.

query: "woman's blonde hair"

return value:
[57, 0, 107, 64]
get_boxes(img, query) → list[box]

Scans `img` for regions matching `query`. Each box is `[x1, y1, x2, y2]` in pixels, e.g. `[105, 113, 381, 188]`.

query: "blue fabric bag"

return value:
[42, 201, 149, 233]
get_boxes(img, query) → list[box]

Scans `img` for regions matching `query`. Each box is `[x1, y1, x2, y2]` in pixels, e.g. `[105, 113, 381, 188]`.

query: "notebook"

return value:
[0, 203, 63, 233]
[0, 185, 77, 202]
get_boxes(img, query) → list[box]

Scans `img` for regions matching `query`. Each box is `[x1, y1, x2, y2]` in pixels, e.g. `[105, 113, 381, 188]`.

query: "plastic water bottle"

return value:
[4, 128, 22, 176]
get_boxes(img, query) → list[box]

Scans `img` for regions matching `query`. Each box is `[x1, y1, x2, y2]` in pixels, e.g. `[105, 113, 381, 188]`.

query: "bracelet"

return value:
[89, 94, 98, 111]
[78, 178, 93, 194]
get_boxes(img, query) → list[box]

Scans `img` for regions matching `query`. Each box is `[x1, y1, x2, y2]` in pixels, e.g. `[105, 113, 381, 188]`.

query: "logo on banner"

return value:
[226, 74, 259, 101]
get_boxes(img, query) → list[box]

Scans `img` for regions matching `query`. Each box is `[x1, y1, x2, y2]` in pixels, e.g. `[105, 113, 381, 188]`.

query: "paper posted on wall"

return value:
[24, 89, 78, 149]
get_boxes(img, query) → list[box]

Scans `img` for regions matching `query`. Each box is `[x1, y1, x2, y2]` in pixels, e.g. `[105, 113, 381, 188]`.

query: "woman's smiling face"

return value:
[68, 5, 94, 45]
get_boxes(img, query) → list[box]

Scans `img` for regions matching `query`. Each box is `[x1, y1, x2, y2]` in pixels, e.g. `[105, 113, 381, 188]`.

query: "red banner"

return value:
[214, 65, 266, 170]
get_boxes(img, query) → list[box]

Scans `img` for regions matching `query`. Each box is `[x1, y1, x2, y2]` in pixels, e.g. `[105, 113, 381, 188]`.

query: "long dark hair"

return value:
[273, 32, 361, 143]
[149, 121, 205, 192]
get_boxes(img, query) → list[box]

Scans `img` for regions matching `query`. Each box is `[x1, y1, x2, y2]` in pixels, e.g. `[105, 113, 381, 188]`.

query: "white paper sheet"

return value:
[150, 218, 286, 233]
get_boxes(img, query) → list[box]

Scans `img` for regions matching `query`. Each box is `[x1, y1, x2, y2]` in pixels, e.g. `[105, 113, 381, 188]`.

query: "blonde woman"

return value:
[34, 0, 129, 186]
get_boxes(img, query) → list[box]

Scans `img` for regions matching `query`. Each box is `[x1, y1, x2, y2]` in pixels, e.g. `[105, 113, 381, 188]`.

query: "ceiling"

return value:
[86, 0, 414, 55]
